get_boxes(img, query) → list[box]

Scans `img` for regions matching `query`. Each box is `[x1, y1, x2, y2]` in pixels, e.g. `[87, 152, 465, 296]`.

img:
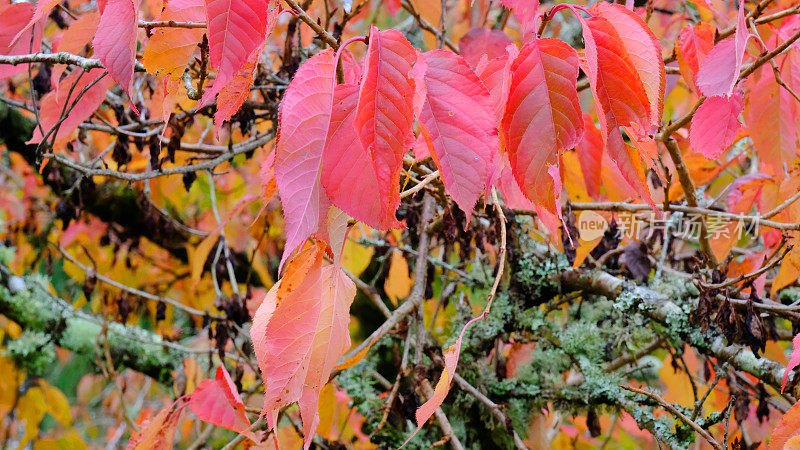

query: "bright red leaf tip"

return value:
[92, 0, 141, 113]
[355, 26, 417, 227]
[416, 49, 498, 218]
[501, 38, 583, 236]
[689, 91, 743, 160]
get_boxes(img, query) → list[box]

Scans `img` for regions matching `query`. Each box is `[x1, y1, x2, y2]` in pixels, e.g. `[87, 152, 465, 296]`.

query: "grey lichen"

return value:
[4, 330, 57, 377]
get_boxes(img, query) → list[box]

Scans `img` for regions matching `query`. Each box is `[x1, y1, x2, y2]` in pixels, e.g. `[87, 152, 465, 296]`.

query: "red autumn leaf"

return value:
[458, 27, 514, 68]
[201, 0, 278, 104]
[416, 49, 498, 217]
[579, 15, 655, 208]
[689, 90, 744, 159]
[385, 0, 401, 17]
[92, 0, 141, 111]
[8, 0, 54, 48]
[354, 26, 417, 227]
[50, 12, 99, 97]
[321, 83, 401, 229]
[498, 0, 540, 40]
[126, 399, 188, 450]
[475, 44, 519, 120]
[590, 1, 665, 129]
[501, 38, 582, 234]
[274, 50, 337, 267]
[676, 22, 715, 93]
[576, 114, 604, 199]
[213, 47, 260, 137]
[189, 366, 258, 442]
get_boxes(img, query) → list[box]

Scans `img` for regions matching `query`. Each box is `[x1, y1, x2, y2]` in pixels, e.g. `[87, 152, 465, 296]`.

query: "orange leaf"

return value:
[126, 399, 188, 450]
[769, 400, 800, 449]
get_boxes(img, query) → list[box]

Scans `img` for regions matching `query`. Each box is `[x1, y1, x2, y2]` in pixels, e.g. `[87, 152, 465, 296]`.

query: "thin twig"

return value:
[621, 385, 722, 450]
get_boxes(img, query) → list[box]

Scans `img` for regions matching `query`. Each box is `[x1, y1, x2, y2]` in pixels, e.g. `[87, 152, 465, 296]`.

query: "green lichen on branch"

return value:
[0, 265, 183, 384]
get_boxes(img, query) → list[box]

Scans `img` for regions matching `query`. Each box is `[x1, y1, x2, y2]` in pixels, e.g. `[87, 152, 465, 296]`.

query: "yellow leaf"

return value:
[316, 383, 337, 439]
[40, 382, 71, 425]
[16, 386, 48, 448]
[142, 1, 205, 78]
[341, 226, 374, 277]
[384, 251, 412, 306]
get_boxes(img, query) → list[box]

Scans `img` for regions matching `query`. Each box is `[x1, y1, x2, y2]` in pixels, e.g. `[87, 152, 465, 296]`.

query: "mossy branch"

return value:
[0, 264, 184, 384]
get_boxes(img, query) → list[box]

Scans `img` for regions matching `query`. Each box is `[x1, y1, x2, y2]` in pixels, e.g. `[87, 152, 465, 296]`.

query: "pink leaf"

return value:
[784, 335, 800, 394]
[250, 243, 355, 450]
[475, 44, 519, 120]
[50, 13, 100, 97]
[0, 3, 43, 79]
[747, 65, 798, 176]
[385, 0, 401, 17]
[92, 0, 141, 111]
[9, 0, 57, 47]
[201, 0, 278, 104]
[689, 91, 744, 159]
[458, 27, 513, 68]
[416, 49, 498, 217]
[579, 15, 656, 209]
[696, 0, 748, 97]
[590, 2, 665, 129]
[321, 83, 402, 229]
[28, 69, 115, 144]
[274, 50, 338, 268]
[405, 314, 486, 445]
[297, 265, 356, 450]
[189, 366, 258, 442]
[354, 26, 417, 227]
[501, 38, 582, 235]
[498, 0, 540, 40]
[419, 50, 497, 218]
